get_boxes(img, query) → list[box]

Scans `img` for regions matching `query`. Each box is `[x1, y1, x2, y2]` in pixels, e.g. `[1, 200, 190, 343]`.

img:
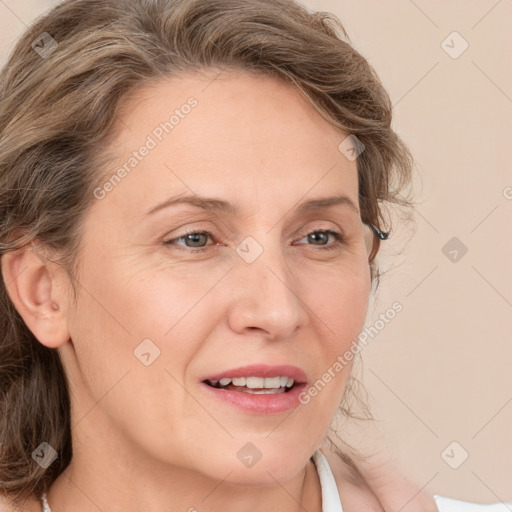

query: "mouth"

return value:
[199, 364, 307, 413]
[203, 375, 298, 394]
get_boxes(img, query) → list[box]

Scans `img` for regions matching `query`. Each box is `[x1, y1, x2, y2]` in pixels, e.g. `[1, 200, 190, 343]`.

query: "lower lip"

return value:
[200, 382, 307, 414]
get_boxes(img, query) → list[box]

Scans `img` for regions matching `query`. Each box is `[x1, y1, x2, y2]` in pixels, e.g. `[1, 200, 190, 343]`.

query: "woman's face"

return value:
[58, 70, 372, 484]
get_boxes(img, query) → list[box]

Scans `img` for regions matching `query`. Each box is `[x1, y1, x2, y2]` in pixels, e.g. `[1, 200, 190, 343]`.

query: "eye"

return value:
[164, 230, 214, 252]
[294, 229, 345, 250]
[164, 228, 345, 253]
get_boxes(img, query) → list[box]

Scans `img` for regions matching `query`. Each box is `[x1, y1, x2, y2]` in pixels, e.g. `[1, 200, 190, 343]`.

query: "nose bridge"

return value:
[227, 232, 308, 337]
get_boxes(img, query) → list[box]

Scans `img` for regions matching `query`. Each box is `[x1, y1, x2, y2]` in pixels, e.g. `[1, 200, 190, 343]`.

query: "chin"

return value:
[204, 444, 312, 487]
[215, 460, 307, 488]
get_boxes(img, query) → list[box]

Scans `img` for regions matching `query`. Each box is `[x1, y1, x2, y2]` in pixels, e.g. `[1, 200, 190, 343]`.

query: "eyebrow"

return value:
[145, 193, 360, 217]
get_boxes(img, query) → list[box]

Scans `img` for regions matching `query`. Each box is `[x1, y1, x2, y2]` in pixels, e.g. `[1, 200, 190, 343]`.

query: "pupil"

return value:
[309, 232, 327, 245]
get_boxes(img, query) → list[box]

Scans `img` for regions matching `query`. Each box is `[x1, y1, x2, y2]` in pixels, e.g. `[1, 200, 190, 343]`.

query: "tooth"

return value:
[243, 388, 285, 394]
[216, 376, 296, 389]
[263, 377, 281, 388]
[245, 377, 265, 388]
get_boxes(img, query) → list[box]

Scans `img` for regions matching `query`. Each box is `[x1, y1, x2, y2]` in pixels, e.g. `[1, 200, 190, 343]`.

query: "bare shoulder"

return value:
[321, 448, 385, 512]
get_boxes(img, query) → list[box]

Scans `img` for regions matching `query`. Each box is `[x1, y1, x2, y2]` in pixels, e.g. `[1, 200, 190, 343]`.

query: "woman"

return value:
[0, 1, 509, 511]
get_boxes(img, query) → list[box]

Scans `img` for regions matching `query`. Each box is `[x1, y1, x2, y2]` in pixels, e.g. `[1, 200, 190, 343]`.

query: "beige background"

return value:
[1, 0, 511, 504]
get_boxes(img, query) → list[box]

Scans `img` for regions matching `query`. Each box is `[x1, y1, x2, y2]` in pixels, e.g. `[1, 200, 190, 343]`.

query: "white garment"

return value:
[311, 449, 512, 512]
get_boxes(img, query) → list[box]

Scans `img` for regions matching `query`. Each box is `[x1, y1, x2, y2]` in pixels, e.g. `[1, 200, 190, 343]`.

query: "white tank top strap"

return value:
[310, 449, 512, 512]
[311, 449, 344, 512]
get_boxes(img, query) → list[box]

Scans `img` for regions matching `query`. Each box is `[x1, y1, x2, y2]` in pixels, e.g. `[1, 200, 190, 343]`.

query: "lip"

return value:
[199, 364, 308, 415]
[200, 380, 307, 414]
[200, 364, 308, 384]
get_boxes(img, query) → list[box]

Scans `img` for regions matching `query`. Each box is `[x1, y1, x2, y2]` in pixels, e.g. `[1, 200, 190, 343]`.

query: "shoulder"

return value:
[321, 447, 384, 512]
[434, 495, 512, 512]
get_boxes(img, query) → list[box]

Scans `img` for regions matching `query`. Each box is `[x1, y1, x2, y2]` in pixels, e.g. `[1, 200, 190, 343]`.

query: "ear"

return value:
[1, 241, 71, 348]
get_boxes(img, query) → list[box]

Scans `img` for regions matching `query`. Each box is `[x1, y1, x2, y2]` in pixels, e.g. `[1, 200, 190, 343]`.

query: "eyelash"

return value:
[164, 228, 345, 253]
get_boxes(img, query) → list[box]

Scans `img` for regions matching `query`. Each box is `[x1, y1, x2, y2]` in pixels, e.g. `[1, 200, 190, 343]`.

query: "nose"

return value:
[226, 241, 310, 340]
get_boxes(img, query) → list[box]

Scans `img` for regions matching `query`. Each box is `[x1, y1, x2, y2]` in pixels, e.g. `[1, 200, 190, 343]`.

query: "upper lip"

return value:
[201, 364, 308, 384]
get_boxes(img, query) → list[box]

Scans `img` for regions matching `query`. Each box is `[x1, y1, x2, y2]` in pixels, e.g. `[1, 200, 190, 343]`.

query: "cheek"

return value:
[73, 248, 209, 341]
[66, 249, 230, 397]
[305, 259, 371, 339]
[64, 254, 213, 452]
[299, 261, 371, 399]
[65, 252, 188, 392]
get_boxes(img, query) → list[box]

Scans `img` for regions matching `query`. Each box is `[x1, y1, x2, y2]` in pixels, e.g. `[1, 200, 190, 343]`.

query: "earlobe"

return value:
[0, 241, 71, 349]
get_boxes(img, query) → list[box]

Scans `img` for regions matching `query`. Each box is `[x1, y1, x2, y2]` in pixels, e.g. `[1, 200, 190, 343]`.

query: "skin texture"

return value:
[1, 71, 437, 512]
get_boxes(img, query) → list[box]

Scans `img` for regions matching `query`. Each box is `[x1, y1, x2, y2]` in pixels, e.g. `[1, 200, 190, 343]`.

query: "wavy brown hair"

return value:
[0, 0, 414, 507]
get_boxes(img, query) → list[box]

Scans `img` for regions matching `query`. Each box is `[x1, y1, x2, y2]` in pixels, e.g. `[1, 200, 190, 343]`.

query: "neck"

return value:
[43, 416, 322, 512]
[45, 453, 321, 512]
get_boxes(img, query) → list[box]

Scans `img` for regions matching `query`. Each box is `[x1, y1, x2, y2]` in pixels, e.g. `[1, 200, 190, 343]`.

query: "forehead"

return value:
[93, 70, 359, 220]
